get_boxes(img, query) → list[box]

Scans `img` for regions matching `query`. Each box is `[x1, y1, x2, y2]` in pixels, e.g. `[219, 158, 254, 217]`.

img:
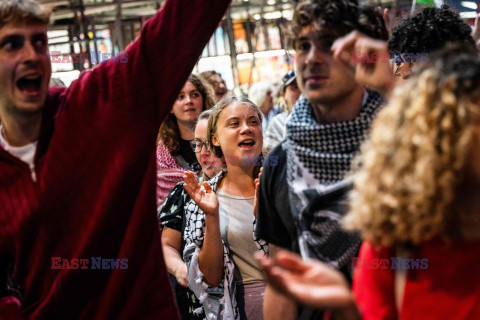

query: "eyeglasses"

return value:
[212, 80, 226, 87]
[190, 140, 210, 153]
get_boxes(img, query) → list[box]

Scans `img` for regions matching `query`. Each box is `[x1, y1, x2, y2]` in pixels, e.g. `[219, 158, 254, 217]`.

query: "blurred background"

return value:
[41, 0, 479, 92]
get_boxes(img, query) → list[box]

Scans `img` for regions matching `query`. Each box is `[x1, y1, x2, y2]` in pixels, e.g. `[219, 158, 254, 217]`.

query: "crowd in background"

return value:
[155, 2, 480, 320]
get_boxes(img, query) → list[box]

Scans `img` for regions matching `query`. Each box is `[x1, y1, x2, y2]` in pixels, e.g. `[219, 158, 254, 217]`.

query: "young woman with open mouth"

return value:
[183, 94, 268, 320]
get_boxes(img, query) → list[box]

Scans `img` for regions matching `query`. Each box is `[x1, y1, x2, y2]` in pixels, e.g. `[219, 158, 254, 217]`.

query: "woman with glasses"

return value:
[157, 74, 215, 207]
[200, 70, 228, 103]
[159, 110, 225, 320]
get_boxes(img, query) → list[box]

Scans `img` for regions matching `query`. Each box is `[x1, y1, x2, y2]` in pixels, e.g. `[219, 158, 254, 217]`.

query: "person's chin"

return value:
[304, 89, 331, 105]
[14, 100, 45, 114]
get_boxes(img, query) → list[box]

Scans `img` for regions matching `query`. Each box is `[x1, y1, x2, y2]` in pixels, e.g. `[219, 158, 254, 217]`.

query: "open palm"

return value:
[183, 171, 219, 217]
[256, 250, 354, 310]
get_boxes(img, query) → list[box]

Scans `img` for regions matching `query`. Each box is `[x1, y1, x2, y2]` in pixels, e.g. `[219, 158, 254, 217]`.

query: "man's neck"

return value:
[0, 111, 42, 147]
[311, 86, 365, 124]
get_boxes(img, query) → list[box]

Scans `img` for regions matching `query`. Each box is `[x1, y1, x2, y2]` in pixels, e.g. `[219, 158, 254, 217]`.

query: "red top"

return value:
[353, 240, 480, 320]
[0, 0, 230, 319]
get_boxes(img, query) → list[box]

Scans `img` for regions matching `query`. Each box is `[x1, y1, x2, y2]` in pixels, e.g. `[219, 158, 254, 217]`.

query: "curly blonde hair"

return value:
[158, 74, 215, 154]
[344, 51, 480, 249]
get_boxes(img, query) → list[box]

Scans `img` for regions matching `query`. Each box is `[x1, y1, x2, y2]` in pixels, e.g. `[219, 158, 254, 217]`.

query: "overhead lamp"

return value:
[461, 1, 477, 9]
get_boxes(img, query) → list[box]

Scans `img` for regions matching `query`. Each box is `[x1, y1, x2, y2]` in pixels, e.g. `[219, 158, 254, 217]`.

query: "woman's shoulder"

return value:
[157, 141, 182, 169]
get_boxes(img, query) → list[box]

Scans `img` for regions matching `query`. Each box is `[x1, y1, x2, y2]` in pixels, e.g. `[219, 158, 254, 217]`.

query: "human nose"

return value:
[305, 43, 324, 65]
[21, 41, 39, 63]
[240, 121, 252, 134]
[200, 143, 210, 155]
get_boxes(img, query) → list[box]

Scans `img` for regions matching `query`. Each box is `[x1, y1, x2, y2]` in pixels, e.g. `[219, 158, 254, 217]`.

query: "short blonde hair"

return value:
[0, 0, 51, 28]
[344, 53, 480, 249]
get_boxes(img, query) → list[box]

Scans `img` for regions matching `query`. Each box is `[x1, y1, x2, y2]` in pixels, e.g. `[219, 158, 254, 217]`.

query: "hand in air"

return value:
[183, 171, 219, 217]
[256, 250, 354, 310]
[253, 167, 263, 218]
[331, 30, 397, 97]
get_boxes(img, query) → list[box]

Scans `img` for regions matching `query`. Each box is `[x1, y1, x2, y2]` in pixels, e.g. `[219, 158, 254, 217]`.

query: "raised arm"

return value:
[65, 0, 231, 129]
[183, 171, 224, 286]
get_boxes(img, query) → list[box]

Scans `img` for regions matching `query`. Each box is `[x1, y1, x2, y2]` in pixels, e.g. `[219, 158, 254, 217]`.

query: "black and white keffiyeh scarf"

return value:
[285, 90, 383, 268]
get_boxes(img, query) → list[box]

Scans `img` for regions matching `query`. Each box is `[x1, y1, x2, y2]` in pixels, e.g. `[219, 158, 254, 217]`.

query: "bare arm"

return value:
[184, 172, 224, 286]
[161, 227, 189, 287]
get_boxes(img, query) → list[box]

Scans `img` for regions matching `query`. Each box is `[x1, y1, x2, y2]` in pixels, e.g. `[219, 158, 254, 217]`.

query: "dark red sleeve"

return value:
[352, 242, 398, 320]
[64, 0, 231, 130]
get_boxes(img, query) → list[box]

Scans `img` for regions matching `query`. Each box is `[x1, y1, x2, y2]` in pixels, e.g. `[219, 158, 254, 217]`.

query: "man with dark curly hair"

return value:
[255, 0, 387, 319]
[388, 5, 475, 79]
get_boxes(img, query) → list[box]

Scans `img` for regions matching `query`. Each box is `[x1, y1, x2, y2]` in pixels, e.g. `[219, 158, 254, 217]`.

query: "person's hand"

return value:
[183, 171, 219, 217]
[382, 8, 391, 32]
[174, 262, 189, 287]
[256, 250, 354, 310]
[331, 30, 397, 97]
[253, 167, 263, 218]
[472, 13, 480, 48]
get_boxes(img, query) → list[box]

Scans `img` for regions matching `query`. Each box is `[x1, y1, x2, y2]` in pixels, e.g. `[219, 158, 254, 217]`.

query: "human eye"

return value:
[192, 91, 201, 98]
[32, 34, 47, 52]
[249, 118, 260, 125]
[295, 39, 311, 53]
[177, 93, 185, 100]
[0, 35, 24, 51]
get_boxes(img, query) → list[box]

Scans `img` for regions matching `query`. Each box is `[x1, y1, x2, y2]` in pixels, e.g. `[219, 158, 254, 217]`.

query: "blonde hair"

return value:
[207, 93, 262, 159]
[0, 0, 51, 28]
[344, 55, 480, 249]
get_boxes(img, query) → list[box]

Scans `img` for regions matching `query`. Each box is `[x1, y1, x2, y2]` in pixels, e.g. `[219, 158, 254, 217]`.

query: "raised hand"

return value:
[183, 171, 219, 217]
[472, 13, 480, 48]
[331, 30, 397, 97]
[256, 250, 355, 310]
[253, 167, 263, 218]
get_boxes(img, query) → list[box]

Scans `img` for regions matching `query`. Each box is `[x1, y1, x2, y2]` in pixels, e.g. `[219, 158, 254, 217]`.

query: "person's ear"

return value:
[211, 134, 221, 147]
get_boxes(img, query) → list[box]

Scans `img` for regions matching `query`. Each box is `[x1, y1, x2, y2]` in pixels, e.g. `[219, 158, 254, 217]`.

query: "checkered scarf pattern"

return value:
[284, 91, 382, 267]
[286, 91, 382, 188]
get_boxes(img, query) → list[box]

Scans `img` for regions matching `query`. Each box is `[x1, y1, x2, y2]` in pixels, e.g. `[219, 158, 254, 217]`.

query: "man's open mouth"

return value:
[16, 75, 42, 95]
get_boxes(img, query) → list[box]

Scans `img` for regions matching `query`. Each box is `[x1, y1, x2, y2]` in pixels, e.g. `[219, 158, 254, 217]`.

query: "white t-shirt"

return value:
[0, 125, 38, 180]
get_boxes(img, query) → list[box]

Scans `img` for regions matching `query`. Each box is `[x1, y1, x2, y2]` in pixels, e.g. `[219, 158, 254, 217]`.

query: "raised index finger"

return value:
[331, 30, 363, 60]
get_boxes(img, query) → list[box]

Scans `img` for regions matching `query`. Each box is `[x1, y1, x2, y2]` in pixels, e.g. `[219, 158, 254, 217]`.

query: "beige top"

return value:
[217, 189, 265, 284]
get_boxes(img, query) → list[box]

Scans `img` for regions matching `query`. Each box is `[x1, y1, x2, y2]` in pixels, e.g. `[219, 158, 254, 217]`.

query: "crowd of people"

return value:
[0, 0, 479, 319]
